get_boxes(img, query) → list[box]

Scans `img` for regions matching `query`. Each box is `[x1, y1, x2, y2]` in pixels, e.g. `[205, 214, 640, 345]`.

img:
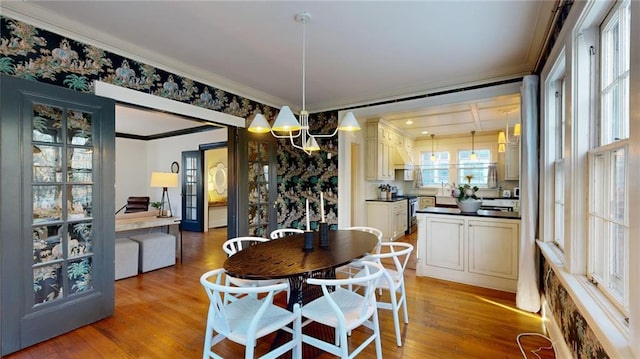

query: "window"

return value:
[420, 151, 449, 187]
[457, 149, 491, 187]
[554, 76, 566, 250]
[600, 0, 630, 145]
[587, 0, 630, 313]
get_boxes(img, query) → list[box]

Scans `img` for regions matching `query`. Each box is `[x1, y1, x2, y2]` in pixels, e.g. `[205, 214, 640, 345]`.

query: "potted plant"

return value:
[150, 201, 164, 217]
[451, 175, 482, 212]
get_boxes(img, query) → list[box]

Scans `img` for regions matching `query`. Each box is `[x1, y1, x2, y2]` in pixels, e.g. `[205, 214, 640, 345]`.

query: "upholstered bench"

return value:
[129, 233, 176, 273]
[115, 238, 139, 280]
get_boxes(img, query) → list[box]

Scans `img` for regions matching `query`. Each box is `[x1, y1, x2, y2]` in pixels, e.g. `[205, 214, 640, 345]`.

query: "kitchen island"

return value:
[416, 207, 520, 292]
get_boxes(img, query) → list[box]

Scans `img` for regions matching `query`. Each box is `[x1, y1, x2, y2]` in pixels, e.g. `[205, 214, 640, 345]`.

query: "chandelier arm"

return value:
[269, 129, 302, 139]
[307, 127, 340, 138]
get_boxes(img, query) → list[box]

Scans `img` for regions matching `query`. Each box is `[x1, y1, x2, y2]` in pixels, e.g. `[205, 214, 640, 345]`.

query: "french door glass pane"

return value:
[31, 103, 94, 307]
[67, 148, 93, 182]
[33, 185, 63, 223]
[33, 224, 63, 264]
[67, 109, 92, 145]
[33, 145, 63, 182]
[32, 104, 63, 143]
[33, 263, 63, 306]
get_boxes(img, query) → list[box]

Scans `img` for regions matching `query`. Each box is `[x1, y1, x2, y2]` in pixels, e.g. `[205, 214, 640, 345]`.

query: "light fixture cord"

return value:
[302, 17, 306, 113]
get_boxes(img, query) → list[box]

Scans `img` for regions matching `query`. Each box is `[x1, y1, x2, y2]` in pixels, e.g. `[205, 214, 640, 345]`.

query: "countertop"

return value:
[417, 206, 521, 219]
[366, 197, 408, 203]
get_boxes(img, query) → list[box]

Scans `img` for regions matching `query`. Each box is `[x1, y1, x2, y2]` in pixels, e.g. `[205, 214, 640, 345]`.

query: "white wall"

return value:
[115, 129, 227, 218]
[115, 138, 149, 211]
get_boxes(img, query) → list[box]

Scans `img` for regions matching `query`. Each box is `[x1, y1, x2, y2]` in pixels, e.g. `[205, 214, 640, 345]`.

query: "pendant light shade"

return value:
[271, 106, 302, 132]
[247, 114, 271, 133]
[337, 111, 360, 131]
[303, 136, 320, 152]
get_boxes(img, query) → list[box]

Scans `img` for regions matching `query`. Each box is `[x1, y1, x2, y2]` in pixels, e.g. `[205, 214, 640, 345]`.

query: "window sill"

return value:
[538, 241, 633, 358]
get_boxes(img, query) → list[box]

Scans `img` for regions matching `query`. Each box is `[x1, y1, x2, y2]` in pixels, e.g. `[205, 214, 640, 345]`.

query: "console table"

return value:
[115, 215, 183, 262]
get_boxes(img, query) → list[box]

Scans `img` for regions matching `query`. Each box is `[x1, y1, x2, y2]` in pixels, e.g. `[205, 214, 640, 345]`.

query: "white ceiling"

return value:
[3, 1, 556, 138]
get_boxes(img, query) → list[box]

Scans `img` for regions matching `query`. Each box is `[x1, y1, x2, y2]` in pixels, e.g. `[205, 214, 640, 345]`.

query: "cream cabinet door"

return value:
[467, 220, 519, 279]
[425, 217, 465, 270]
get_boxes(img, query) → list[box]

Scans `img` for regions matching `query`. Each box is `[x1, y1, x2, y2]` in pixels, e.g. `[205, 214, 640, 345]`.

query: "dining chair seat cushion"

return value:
[300, 287, 374, 332]
[221, 296, 298, 343]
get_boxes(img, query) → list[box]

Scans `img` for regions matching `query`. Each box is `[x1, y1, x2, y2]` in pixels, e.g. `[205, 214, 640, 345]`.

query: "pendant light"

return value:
[247, 11, 361, 155]
[470, 131, 477, 160]
[498, 110, 520, 153]
[430, 134, 436, 161]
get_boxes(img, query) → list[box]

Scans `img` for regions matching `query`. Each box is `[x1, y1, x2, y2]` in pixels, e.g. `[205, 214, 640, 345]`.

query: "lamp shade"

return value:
[497, 131, 506, 145]
[150, 172, 178, 188]
[514, 123, 521, 136]
[272, 106, 302, 132]
[337, 111, 361, 131]
[303, 136, 320, 152]
[247, 114, 271, 133]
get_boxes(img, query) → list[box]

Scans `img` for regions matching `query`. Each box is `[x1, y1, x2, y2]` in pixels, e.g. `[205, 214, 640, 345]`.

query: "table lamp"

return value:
[150, 172, 178, 217]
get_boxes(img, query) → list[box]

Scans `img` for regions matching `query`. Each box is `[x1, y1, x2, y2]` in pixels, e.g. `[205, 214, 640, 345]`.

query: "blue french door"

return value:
[181, 150, 204, 231]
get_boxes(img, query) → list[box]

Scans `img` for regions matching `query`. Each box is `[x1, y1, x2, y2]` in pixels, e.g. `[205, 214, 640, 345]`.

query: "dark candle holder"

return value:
[303, 230, 314, 252]
[319, 222, 329, 248]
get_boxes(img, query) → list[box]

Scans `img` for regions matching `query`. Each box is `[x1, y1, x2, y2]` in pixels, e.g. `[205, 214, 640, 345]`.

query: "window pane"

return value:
[611, 149, 625, 221]
[609, 222, 626, 300]
[420, 151, 449, 187]
[458, 149, 491, 186]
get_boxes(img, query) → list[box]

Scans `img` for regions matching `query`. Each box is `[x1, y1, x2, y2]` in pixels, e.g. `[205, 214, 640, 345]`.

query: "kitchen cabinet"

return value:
[366, 200, 407, 241]
[365, 121, 394, 180]
[504, 143, 520, 180]
[418, 196, 435, 209]
[416, 212, 520, 292]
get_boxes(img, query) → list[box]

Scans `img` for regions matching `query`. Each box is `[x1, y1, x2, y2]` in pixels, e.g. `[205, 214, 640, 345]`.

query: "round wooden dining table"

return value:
[223, 229, 378, 305]
[224, 229, 378, 357]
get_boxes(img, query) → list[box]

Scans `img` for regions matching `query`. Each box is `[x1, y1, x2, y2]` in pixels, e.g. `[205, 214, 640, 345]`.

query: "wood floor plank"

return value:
[5, 228, 555, 358]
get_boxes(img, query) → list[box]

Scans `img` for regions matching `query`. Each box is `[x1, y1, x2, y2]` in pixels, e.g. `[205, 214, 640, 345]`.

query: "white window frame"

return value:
[586, 0, 631, 315]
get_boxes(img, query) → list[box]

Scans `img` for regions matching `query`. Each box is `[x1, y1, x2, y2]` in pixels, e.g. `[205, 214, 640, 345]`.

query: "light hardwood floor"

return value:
[6, 228, 555, 359]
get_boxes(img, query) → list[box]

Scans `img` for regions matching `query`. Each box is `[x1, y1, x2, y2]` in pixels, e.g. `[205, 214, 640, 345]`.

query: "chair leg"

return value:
[390, 288, 402, 347]
[401, 285, 409, 324]
[293, 304, 302, 359]
[372, 309, 383, 359]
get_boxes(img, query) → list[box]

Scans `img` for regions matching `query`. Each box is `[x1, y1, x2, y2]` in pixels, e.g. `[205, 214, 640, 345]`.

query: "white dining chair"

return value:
[366, 241, 414, 347]
[222, 237, 289, 301]
[269, 228, 304, 240]
[301, 260, 384, 359]
[336, 226, 383, 279]
[200, 268, 302, 359]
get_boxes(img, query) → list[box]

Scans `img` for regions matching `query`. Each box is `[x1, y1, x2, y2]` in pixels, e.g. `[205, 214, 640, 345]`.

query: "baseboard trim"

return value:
[542, 297, 573, 359]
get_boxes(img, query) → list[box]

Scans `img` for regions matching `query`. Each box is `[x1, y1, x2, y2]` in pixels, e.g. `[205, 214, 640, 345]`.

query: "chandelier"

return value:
[497, 110, 521, 153]
[247, 11, 361, 155]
